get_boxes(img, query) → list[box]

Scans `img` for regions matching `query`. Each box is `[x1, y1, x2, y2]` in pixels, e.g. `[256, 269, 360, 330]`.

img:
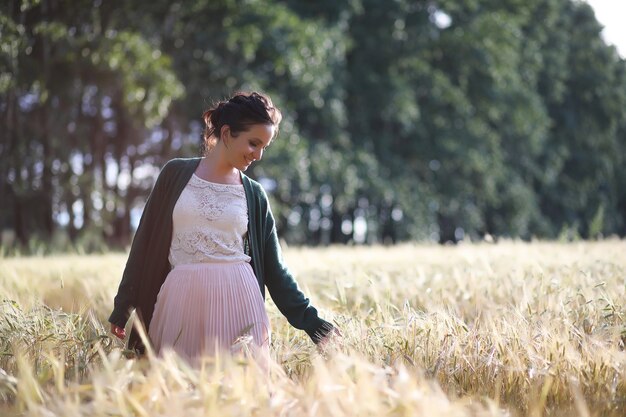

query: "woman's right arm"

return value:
[108, 162, 171, 332]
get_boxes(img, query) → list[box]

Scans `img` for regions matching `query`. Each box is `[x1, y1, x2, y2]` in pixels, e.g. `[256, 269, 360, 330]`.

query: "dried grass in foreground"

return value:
[0, 240, 625, 416]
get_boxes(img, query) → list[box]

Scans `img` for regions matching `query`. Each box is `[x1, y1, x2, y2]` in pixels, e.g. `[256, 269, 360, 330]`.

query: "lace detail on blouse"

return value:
[168, 173, 251, 266]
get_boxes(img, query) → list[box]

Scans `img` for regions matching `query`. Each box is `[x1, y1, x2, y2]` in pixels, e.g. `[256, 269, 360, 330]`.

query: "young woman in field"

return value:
[108, 91, 337, 365]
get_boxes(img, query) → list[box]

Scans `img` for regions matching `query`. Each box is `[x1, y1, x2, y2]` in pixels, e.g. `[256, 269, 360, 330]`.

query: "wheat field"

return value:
[0, 240, 624, 416]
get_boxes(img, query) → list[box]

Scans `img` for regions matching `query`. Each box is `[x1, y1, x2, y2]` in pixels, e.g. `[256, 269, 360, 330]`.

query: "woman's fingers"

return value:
[110, 324, 126, 340]
[317, 326, 342, 351]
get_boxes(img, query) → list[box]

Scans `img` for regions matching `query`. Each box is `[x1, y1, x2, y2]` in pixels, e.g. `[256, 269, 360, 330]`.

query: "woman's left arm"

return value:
[262, 208, 335, 344]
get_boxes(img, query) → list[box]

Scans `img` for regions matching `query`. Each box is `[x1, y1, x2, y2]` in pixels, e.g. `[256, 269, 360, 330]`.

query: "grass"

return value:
[0, 240, 624, 416]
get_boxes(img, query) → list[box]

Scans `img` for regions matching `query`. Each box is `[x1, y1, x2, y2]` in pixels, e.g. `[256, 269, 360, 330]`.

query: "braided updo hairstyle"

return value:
[202, 91, 282, 154]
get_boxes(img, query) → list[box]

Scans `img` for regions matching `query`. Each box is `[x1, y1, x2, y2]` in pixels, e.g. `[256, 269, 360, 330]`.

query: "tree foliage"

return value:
[1, 0, 625, 251]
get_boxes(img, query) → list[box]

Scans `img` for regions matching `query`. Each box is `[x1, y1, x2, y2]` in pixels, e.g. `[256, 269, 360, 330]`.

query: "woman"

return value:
[108, 91, 336, 364]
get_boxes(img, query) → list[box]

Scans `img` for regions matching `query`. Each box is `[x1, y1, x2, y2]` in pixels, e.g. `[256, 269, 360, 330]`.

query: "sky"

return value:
[584, 0, 626, 58]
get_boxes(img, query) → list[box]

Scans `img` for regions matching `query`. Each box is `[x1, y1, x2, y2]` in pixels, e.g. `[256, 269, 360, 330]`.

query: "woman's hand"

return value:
[110, 323, 126, 340]
[318, 326, 343, 351]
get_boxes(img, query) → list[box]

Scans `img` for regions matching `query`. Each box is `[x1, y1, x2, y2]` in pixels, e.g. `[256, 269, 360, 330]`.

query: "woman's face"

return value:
[224, 123, 275, 171]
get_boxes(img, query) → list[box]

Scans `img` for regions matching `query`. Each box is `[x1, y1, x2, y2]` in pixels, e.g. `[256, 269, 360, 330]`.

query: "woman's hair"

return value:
[202, 91, 282, 153]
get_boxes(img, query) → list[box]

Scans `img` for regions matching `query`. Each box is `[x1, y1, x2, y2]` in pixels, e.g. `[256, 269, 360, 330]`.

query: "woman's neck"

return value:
[196, 150, 241, 185]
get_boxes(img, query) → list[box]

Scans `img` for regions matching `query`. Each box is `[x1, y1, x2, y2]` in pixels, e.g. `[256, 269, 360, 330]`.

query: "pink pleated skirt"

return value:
[148, 261, 270, 365]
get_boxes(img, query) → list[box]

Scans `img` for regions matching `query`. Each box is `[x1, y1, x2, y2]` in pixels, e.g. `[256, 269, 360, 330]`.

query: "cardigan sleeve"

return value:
[262, 201, 334, 343]
[108, 162, 170, 328]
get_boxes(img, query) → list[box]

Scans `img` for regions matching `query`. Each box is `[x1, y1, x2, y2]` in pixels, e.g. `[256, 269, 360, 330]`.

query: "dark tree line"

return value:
[1, 0, 625, 252]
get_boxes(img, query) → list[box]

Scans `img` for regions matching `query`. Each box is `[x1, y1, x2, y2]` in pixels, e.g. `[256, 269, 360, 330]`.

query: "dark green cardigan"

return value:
[109, 157, 333, 352]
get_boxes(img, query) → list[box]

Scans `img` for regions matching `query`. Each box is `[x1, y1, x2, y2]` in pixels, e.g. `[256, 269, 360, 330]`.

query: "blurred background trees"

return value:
[1, 0, 625, 252]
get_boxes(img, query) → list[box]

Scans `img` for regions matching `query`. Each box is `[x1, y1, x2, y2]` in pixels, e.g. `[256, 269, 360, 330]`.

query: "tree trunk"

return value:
[40, 0, 55, 238]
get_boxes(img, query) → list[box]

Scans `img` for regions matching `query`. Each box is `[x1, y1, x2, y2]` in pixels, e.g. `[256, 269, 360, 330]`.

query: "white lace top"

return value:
[168, 173, 251, 266]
